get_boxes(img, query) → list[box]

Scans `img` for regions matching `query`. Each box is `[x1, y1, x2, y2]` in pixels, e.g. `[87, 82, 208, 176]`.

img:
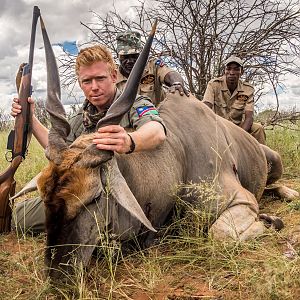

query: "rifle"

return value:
[0, 6, 40, 233]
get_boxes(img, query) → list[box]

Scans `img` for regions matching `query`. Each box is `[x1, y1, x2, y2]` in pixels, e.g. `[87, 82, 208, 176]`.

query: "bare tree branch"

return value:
[59, 0, 300, 121]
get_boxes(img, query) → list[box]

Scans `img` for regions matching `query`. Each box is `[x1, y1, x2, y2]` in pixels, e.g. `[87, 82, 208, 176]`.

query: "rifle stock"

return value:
[0, 6, 40, 233]
[0, 157, 22, 231]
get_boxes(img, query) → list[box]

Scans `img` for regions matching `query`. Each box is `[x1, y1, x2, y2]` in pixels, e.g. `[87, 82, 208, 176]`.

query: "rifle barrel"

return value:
[28, 6, 40, 83]
[14, 6, 40, 159]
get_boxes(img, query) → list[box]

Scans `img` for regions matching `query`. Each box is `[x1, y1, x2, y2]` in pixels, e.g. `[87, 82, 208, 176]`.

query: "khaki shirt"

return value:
[116, 58, 171, 105]
[66, 90, 165, 144]
[203, 75, 254, 125]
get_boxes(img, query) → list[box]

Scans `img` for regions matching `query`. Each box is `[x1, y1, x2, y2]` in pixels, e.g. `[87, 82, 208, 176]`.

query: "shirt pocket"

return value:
[229, 100, 246, 124]
[214, 101, 227, 118]
[140, 83, 156, 103]
[140, 82, 154, 94]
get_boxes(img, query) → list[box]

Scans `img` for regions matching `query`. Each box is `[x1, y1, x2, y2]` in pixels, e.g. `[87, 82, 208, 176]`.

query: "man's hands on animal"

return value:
[164, 71, 189, 97]
[168, 81, 189, 97]
[93, 125, 133, 154]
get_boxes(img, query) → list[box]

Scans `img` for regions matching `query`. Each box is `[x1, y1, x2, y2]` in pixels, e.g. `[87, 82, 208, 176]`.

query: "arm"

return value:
[240, 85, 255, 132]
[202, 81, 215, 109]
[11, 97, 49, 149]
[129, 121, 165, 151]
[240, 110, 253, 132]
[92, 121, 166, 154]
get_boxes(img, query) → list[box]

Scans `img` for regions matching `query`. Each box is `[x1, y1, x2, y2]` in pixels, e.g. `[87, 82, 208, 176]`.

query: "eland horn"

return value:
[96, 20, 158, 129]
[40, 16, 70, 161]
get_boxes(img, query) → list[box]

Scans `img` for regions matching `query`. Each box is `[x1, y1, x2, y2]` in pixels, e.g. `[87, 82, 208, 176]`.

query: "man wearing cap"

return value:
[116, 30, 189, 105]
[203, 56, 266, 144]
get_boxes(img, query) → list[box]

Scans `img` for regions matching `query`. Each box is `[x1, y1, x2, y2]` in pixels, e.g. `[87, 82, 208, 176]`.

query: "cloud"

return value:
[0, 0, 299, 114]
[257, 73, 300, 111]
[0, 0, 141, 112]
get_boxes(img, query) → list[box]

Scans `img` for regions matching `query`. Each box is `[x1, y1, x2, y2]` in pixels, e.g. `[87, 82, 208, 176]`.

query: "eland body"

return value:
[20, 20, 298, 280]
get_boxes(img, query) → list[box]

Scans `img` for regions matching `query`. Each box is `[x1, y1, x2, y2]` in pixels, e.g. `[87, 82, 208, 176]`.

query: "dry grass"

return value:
[0, 125, 299, 299]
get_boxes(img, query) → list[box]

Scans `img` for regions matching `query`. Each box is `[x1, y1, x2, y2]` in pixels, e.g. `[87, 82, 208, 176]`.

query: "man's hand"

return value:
[11, 97, 35, 118]
[240, 110, 253, 132]
[93, 125, 133, 154]
[11, 93, 48, 150]
[203, 101, 213, 109]
[168, 82, 190, 97]
[164, 71, 189, 97]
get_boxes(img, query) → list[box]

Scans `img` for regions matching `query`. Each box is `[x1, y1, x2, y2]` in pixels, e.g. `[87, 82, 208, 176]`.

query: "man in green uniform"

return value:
[203, 56, 266, 144]
[11, 44, 166, 234]
[116, 30, 189, 105]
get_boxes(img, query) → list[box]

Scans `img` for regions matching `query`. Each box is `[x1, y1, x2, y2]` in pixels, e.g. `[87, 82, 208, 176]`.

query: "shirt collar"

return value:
[221, 75, 245, 92]
[116, 69, 127, 84]
[83, 88, 121, 112]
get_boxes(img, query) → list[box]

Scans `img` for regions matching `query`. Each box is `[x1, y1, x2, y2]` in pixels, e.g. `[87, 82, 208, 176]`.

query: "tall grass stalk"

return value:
[266, 125, 300, 176]
[0, 124, 299, 299]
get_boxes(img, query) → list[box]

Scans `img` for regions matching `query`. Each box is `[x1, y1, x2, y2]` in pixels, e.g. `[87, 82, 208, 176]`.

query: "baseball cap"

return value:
[224, 56, 243, 67]
[116, 31, 142, 56]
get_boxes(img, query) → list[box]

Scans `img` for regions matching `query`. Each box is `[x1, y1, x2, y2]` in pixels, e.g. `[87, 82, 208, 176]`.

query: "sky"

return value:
[0, 0, 140, 113]
[0, 0, 299, 114]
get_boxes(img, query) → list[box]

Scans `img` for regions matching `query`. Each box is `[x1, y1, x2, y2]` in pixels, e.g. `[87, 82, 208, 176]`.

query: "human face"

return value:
[119, 53, 139, 77]
[78, 61, 117, 111]
[225, 62, 243, 86]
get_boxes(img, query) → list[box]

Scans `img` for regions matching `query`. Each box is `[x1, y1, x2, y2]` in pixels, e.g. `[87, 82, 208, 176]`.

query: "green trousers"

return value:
[12, 197, 45, 235]
[249, 122, 266, 145]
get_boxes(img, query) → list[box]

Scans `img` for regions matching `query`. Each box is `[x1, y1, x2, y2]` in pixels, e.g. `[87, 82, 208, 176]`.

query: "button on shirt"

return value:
[203, 75, 254, 125]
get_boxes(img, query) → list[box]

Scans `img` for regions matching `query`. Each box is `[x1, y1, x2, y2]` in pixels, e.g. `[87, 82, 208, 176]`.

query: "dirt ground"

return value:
[0, 178, 299, 299]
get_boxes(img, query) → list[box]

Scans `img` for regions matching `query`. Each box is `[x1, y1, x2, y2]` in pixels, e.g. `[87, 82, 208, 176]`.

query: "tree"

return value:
[60, 0, 300, 113]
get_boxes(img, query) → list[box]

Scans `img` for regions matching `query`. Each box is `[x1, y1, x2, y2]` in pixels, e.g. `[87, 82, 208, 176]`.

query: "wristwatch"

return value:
[125, 133, 136, 154]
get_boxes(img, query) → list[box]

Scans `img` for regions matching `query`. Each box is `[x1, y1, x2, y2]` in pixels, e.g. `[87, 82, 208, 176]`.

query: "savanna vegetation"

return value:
[0, 122, 299, 299]
[1, 0, 300, 298]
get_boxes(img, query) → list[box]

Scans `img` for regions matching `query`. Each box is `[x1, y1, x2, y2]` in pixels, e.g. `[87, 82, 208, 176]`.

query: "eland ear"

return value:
[10, 173, 40, 200]
[108, 158, 156, 232]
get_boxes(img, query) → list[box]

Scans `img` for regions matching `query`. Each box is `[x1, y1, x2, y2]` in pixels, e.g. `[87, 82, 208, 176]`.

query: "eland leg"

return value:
[209, 175, 282, 241]
[261, 145, 299, 200]
[209, 187, 265, 241]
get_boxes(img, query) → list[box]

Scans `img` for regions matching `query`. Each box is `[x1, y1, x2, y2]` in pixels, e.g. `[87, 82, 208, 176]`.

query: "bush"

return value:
[0, 108, 13, 131]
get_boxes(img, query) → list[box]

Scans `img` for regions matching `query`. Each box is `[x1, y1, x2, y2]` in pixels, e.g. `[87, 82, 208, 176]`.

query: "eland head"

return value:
[39, 17, 157, 279]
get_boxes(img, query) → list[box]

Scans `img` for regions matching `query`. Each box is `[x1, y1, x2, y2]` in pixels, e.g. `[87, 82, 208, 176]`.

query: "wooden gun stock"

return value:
[0, 157, 22, 231]
[0, 6, 40, 233]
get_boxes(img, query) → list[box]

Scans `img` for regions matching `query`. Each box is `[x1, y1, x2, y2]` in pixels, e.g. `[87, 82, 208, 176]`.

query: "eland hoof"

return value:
[259, 213, 284, 231]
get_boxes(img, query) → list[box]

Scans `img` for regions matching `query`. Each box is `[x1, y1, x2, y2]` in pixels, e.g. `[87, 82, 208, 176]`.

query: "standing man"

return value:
[116, 30, 189, 105]
[11, 44, 166, 234]
[203, 56, 266, 144]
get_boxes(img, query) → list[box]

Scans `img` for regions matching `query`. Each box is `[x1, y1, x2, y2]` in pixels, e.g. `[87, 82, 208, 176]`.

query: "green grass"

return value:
[0, 131, 47, 192]
[266, 125, 300, 177]
[0, 125, 299, 299]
